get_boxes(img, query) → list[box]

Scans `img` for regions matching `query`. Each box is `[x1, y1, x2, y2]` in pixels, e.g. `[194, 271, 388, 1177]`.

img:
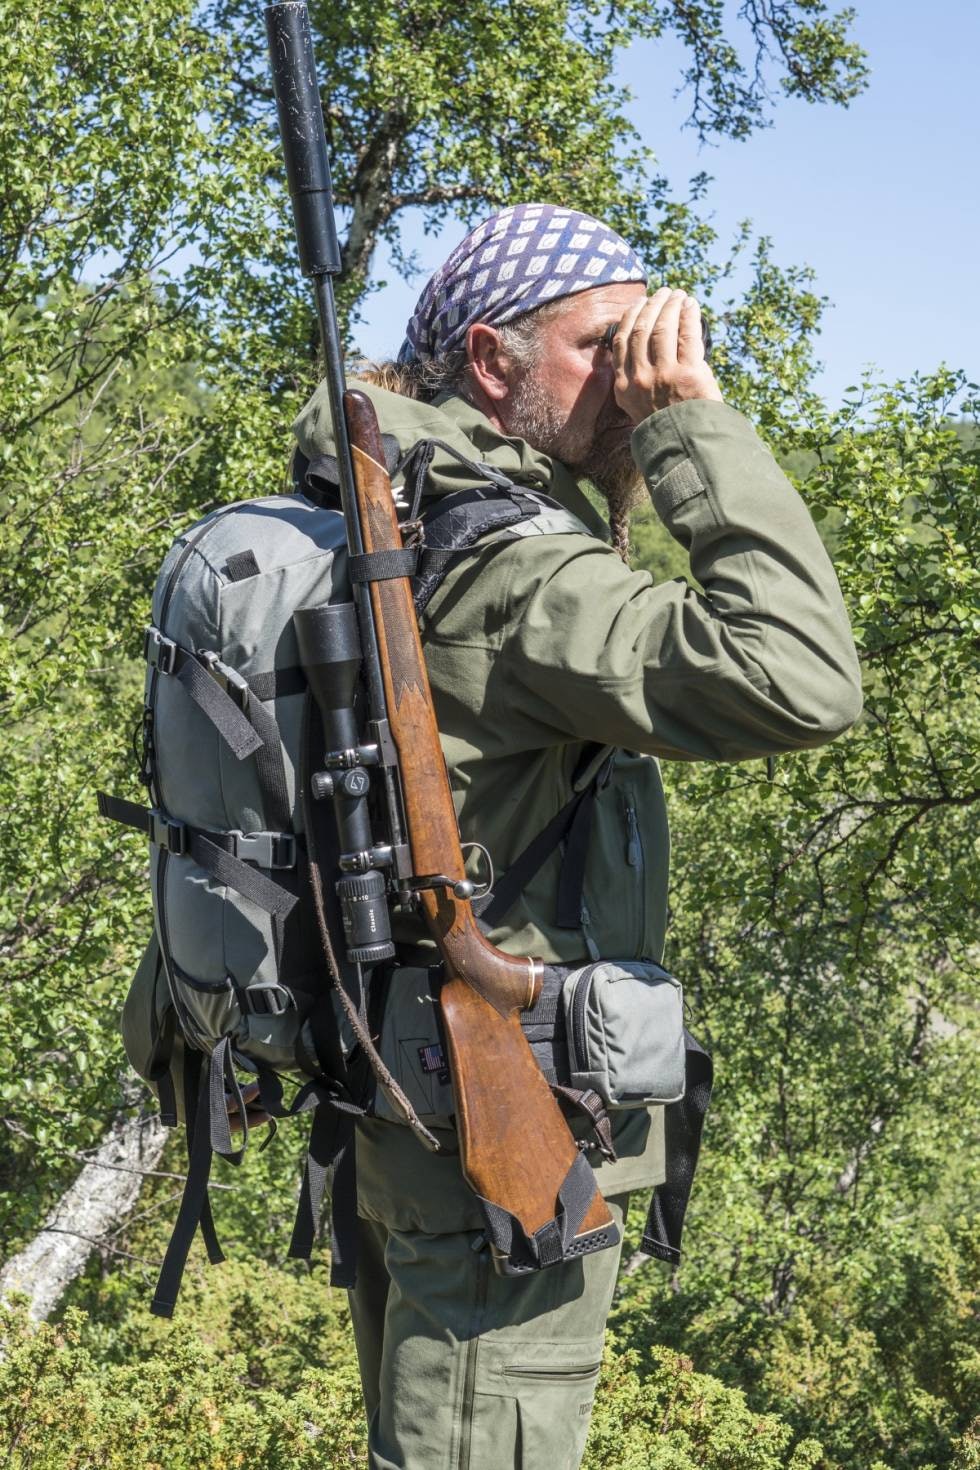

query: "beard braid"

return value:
[505, 370, 644, 565]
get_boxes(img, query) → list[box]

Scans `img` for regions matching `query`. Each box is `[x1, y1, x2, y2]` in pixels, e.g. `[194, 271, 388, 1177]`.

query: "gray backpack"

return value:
[99, 447, 591, 1314]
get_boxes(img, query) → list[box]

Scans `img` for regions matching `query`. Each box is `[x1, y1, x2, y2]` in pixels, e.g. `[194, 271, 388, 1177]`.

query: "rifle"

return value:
[265, 0, 618, 1274]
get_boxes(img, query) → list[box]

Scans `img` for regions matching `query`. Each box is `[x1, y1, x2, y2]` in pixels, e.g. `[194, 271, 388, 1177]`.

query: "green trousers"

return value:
[347, 1195, 629, 1470]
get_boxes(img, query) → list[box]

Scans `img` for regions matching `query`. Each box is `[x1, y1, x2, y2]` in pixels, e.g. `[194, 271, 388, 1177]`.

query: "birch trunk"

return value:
[0, 1110, 167, 1321]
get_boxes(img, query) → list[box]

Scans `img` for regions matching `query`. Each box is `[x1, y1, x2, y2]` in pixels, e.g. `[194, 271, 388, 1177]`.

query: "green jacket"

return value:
[294, 383, 862, 967]
[293, 383, 862, 1219]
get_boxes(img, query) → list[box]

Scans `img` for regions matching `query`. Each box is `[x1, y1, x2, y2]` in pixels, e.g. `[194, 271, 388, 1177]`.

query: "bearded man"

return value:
[292, 202, 862, 1470]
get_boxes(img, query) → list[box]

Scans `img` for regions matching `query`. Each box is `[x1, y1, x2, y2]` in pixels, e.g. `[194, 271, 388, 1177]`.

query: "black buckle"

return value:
[244, 983, 293, 1017]
[143, 626, 177, 675]
[196, 650, 250, 709]
[149, 810, 187, 855]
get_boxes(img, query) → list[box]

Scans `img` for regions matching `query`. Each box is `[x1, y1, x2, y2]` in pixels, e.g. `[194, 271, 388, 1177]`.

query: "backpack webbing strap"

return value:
[474, 747, 615, 931]
[640, 1030, 713, 1266]
[176, 655, 264, 761]
[144, 629, 264, 763]
[144, 627, 293, 831]
[150, 1047, 225, 1319]
[97, 794, 299, 919]
[284, 1104, 360, 1282]
[246, 667, 307, 702]
[243, 690, 292, 833]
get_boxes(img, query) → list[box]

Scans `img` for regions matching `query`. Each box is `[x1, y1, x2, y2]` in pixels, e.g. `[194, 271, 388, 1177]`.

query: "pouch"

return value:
[561, 959, 685, 1109]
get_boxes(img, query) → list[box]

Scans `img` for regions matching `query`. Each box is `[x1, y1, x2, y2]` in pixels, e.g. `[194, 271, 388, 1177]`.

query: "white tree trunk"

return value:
[0, 1110, 168, 1320]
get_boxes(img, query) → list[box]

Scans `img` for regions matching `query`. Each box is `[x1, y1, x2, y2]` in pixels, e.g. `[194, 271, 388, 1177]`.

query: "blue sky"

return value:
[352, 1, 979, 408]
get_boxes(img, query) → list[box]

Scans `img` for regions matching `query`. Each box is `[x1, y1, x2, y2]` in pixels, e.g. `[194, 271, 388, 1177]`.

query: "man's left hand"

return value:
[612, 287, 724, 421]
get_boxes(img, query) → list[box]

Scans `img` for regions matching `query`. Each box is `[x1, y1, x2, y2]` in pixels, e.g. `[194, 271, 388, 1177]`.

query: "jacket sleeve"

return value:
[497, 400, 863, 761]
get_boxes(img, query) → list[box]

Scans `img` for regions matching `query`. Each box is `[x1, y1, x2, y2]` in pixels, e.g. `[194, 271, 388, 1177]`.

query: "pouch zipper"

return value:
[570, 962, 602, 1073]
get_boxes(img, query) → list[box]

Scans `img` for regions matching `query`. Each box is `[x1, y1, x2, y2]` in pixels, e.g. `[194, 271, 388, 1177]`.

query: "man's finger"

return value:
[649, 289, 688, 369]
[677, 295, 705, 365]
[614, 286, 669, 385]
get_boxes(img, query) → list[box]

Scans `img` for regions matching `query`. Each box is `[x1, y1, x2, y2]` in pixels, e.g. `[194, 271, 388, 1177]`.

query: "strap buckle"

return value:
[143, 626, 177, 675]
[149, 810, 187, 855]
[242, 983, 294, 1017]
[227, 829, 296, 869]
[196, 650, 250, 710]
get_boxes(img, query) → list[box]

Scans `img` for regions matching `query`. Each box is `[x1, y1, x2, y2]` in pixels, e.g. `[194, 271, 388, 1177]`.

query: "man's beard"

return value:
[504, 369, 645, 521]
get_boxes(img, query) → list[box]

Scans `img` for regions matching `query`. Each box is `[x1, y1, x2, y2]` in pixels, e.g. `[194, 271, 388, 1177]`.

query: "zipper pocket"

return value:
[622, 794, 646, 948]
[503, 1361, 602, 1382]
[570, 962, 602, 1072]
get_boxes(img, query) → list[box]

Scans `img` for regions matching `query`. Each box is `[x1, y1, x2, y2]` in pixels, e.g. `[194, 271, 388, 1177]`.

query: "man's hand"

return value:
[226, 1081, 272, 1133]
[613, 287, 723, 422]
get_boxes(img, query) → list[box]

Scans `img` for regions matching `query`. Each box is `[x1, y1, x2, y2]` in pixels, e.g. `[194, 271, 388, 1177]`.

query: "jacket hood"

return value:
[291, 380, 609, 540]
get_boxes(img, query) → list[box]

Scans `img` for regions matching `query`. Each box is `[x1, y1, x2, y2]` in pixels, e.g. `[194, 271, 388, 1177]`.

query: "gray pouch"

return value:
[561, 960, 685, 1108]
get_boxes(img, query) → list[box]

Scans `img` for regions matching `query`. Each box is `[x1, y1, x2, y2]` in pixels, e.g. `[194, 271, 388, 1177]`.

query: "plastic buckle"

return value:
[245, 984, 294, 1017]
[149, 810, 187, 855]
[196, 650, 250, 710]
[143, 626, 177, 675]
[228, 830, 296, 869]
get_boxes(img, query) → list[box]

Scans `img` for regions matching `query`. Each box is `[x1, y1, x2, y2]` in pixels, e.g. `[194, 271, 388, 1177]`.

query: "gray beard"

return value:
[504, 370, 645, 521]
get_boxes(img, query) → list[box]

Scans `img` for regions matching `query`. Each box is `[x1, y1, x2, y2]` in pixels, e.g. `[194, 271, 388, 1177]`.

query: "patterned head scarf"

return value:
[398, 202, 647, 363]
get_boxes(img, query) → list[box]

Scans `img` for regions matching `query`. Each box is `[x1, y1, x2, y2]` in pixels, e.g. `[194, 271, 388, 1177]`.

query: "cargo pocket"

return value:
[508, 1355, 603, 1469]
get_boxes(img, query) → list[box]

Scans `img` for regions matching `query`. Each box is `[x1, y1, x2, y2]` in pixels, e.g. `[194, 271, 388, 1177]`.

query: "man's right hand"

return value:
[612, 287, 723, 422]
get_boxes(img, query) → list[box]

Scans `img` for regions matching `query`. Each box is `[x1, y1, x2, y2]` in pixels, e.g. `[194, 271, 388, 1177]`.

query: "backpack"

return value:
[99, 439, 593, 1314]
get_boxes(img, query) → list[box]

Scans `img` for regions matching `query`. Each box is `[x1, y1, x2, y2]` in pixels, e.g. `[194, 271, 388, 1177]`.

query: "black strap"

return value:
[97, 794, 299, 921]
[150, 1048, 224, 1319]
[243, 691, 292, 834]
[176, 657, 264, 761]
[225, 549, 260, 581]
[247, 667, 307, 702]
[348, 547, 420, 583]
[640, 1030, 714, 1265]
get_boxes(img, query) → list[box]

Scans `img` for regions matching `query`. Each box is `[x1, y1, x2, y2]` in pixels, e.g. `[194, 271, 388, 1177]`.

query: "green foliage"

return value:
[615, 372, 980, 1469]
[0, 1299, 366, 1469]
[586, 1341, 828, 1470]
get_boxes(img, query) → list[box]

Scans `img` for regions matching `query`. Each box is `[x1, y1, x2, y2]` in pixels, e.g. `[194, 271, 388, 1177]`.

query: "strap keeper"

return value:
[150, 810, 187, 855]
[226, 829, 297, 869]
[348, 547, 420, 584]
[143, 626, 177, 675]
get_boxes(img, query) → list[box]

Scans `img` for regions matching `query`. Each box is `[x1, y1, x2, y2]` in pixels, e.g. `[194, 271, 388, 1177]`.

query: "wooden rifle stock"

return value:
[344, 389, 616, 1272]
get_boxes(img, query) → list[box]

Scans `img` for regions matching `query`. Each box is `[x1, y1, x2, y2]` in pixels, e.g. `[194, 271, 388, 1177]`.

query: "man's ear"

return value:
[466, 322, 512, 404]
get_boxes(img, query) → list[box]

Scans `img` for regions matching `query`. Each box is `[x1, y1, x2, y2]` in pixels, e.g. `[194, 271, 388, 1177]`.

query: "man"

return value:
[293, 202, 862, 1470]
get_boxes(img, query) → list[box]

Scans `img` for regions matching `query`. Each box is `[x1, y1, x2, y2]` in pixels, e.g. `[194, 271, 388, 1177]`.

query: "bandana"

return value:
[398, 202, 647, 363]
